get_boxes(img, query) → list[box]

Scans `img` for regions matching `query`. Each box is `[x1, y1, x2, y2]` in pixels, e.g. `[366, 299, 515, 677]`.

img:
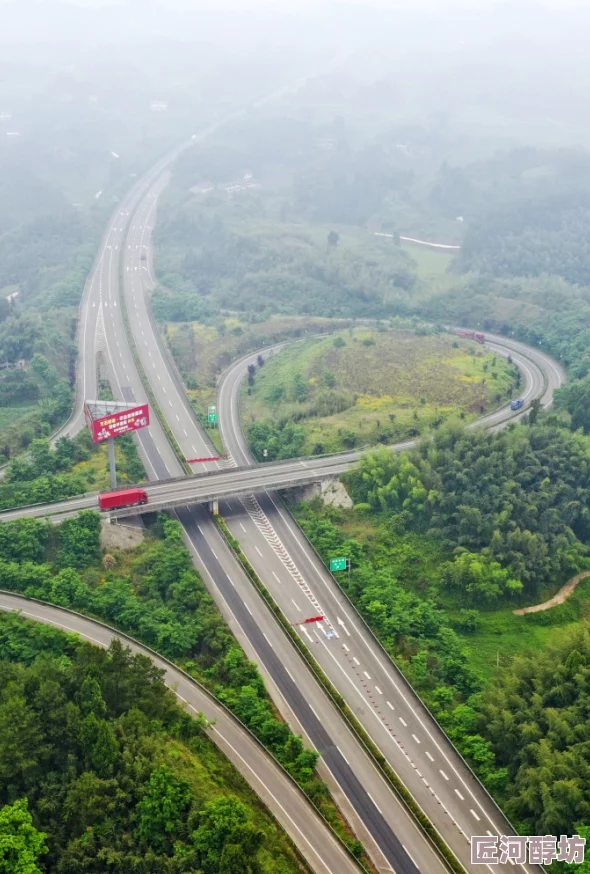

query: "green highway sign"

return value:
[330, 557, 348, 572]
[208, 405, 217, 425]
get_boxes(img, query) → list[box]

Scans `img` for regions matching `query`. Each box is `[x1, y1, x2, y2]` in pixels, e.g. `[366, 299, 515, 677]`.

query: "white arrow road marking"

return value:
[337, 617, 351, 636]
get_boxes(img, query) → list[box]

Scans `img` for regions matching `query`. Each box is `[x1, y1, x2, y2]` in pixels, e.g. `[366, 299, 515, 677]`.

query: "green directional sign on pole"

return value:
[208, 405, 217, 425]
[330, 557, 348, 572]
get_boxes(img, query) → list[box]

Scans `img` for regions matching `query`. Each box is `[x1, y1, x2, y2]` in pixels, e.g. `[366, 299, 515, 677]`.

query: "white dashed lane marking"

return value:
[387, 701, 395, 711]
[471, 809, 481, 821]
[440, 770, 449, 781]
[455, 789, 464, 801]
[399, 717, 407, 727]
[426, 751, 434, 762]
[367, 792, 382, 815]
[412, 734, 421, 744]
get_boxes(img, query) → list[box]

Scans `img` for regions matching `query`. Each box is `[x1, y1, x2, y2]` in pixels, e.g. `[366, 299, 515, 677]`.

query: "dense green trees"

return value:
[347, 423, 590, 597]
[0, 513, 356, 856]
[479, 626, 590, 836]
[555, 375, 590, 433]
[0, 613, 303, 874]
[0, 798, 47, 874]
[247, 420, 306, 462]
[154, 197, 416, 323]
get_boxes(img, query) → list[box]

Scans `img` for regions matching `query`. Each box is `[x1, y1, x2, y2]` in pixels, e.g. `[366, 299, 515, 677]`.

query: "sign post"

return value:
[330, 557, 348, 572]
[107, 438, 117, 490]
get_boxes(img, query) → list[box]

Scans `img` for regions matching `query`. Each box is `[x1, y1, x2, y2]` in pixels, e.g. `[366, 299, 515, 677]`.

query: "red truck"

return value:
[98, 488, 148, 511]
[453, 330, 485, 344]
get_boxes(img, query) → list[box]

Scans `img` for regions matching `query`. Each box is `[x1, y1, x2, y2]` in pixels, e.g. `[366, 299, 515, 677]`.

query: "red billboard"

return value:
[85, 403, 150, 443]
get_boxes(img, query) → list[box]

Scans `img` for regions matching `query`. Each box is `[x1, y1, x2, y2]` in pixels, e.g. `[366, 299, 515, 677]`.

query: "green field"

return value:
[402, 243, 455, 284]
[166, 314, 355, 419]
[0, 403, 38, 431]
[243, 328, 518, 454]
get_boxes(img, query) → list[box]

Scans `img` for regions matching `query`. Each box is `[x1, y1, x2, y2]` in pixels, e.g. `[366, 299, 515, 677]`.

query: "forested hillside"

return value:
[0, 510, 364, 863]
[0, 613, 306, 874]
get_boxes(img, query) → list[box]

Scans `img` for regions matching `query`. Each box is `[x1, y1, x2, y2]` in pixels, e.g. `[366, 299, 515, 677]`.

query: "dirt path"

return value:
[513, 570, 590, 615]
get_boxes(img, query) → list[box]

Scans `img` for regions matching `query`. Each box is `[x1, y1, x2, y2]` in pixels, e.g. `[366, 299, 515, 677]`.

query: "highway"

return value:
[115, 176, 448, 874]
[115, 173, 560, 874]
[0, 591, 362, 874]
[3, 106, 565, 872]
[13, 115, 459, 872]
[212, 329, 564, 874]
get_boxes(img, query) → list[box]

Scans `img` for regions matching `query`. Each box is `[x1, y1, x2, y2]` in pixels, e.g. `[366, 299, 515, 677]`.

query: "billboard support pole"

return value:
[108, 438, 117, 490]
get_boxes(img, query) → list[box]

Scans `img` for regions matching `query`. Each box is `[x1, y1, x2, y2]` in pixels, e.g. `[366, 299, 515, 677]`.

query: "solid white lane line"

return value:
[337, 746, 350, 767]
[263, 632, 273, 648]
[302, 626, 313, 642]
[309, 704, 320, 721]
[366, 792, 382, 815]
[211, 549, 218, 560]
[244, 604, 253, 616]
[402, 845, 418, 870]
